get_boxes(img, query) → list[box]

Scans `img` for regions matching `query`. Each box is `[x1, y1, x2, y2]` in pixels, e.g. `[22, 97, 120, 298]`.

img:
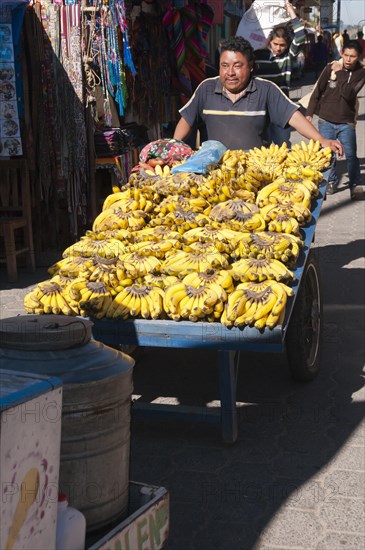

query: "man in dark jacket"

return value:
[306, 40, 365, 200]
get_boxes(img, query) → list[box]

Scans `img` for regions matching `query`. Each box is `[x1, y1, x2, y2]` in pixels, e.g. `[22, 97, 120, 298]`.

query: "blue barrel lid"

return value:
[0, 315, 93, 351]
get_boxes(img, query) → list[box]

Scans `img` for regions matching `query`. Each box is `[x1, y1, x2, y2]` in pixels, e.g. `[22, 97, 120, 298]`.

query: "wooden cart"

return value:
[92, 178, 327, 444]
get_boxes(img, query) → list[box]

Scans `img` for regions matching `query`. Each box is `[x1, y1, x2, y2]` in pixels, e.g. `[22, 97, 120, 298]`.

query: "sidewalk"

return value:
[0, 71, 364, 550]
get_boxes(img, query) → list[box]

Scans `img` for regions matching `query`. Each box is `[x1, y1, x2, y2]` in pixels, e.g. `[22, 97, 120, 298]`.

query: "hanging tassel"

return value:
[123, 30, 136, 75]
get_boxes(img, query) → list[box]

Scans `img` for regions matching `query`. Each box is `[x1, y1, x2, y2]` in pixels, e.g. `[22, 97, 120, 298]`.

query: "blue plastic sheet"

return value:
[171, 140, 227, 174]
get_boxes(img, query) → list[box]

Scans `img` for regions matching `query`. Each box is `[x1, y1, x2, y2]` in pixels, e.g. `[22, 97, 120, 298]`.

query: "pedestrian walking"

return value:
[253, 1, 305, 146]
[306, 40, 365, 200]
[357, 31, 365, 61]
[310, 35, 329, 77]
[173, 36, 343, 156]
[342, 29, 350, 47]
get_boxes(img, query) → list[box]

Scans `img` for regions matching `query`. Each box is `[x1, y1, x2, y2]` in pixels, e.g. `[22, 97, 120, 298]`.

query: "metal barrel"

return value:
[0, 315, 134, 532]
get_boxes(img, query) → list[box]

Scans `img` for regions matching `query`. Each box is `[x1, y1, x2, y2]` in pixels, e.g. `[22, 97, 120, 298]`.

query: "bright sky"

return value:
[334, 0, 365, 27]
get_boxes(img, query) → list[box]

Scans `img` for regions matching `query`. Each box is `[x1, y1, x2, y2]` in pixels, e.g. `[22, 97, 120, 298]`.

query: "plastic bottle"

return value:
[55, 494, 86, 550]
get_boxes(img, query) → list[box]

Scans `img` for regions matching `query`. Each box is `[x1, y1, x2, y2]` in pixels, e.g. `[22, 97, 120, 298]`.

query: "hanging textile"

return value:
[162, 0, 214, 100]
[59, 1, 88, 232]
[87, 0, 136, 124]
[128, 10, 172, 128]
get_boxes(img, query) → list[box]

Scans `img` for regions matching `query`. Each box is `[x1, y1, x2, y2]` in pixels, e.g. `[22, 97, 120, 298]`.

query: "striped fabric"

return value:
[163, 1, 213, 96]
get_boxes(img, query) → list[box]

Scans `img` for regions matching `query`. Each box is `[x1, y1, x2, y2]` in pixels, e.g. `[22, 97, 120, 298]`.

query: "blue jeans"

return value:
[267, 123, 291, 148]
[318, 119, 361, 187]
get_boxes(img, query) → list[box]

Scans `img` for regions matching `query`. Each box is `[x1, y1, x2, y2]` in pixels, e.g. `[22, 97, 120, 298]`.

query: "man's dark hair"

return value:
[344, 40, 362, 56]
[220, 36, 255, 63]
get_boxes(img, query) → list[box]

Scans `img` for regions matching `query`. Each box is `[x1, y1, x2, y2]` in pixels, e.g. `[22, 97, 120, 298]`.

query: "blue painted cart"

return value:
[92, 179, 327, 444]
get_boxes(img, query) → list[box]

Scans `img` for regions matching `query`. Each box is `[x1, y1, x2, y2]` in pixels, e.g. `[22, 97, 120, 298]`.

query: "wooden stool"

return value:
[0, 159, 36, 282]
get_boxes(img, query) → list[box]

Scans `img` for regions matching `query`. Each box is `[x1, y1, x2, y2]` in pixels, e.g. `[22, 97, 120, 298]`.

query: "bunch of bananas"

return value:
[281, 176, 319, 198]
[146, 163, 171, 177]
[205, 171, 259, 201]
[267, 214, 300, 235]
[24, 281, 78, 316]
[247, 142, 288, 166]
[125, 239, 179, 258]
[62, 232, 126, 259]
[92, 207, 148, 232]
[182, 268, 235, 293]
[245, 143, 288, 184]
[106, 284, 164, 319]
[87, 255, 130, 291]
[102, 187, 156, 212]
[230, 257, 294, 283]
[48, 255, 94, 278]
[209, 200, 258, 223]
[155, 195, 210, 215]
[162, 247, 229, 276]
[286, 140, 332, 170]
[163, 282, 225, 322]
[63, 278, 113, 318]
[215, 211, 266, 232]
[48, 274, 74, 289]
[219, 185, 256, 203]
[216, 150, 247, 185]
[260, 200, 312, 225]
[152, 173, 202, 197]
[256, 179, 312, 208]
[181, 226, 240, 253]
[143, 273, 180, 289]
[282, 165, 323, 186]
[233, 231, 303, 264]
[119, 252, 162, 278]
[149, 207, 210, 233]
[221, 280, 294, 330]
[132, 226, 181, 243]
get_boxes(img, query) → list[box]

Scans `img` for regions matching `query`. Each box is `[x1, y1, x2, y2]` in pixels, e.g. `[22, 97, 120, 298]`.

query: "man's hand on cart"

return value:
[320, 137, 343, 157]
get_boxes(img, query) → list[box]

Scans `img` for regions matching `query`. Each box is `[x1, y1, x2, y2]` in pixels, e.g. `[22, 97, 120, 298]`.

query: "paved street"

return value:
[0, 72, 364, 550]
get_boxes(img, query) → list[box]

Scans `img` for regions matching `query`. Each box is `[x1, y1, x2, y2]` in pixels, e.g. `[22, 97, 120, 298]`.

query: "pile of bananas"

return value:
[24, 139, 329, 330]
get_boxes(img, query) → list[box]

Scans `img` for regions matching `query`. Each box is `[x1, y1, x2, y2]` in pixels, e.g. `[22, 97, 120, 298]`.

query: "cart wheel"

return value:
[285, 251, 322, 381]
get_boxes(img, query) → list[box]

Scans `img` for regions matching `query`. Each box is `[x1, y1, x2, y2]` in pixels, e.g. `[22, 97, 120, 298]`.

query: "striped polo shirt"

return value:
[179, 76, 299, 150]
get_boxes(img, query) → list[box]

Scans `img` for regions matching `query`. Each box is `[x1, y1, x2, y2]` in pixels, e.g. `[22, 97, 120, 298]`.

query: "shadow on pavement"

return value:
[129, 238, 364, 549]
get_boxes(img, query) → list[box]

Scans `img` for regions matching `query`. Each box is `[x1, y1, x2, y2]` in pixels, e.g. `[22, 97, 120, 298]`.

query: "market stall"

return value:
[1, 0, 214, 262]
